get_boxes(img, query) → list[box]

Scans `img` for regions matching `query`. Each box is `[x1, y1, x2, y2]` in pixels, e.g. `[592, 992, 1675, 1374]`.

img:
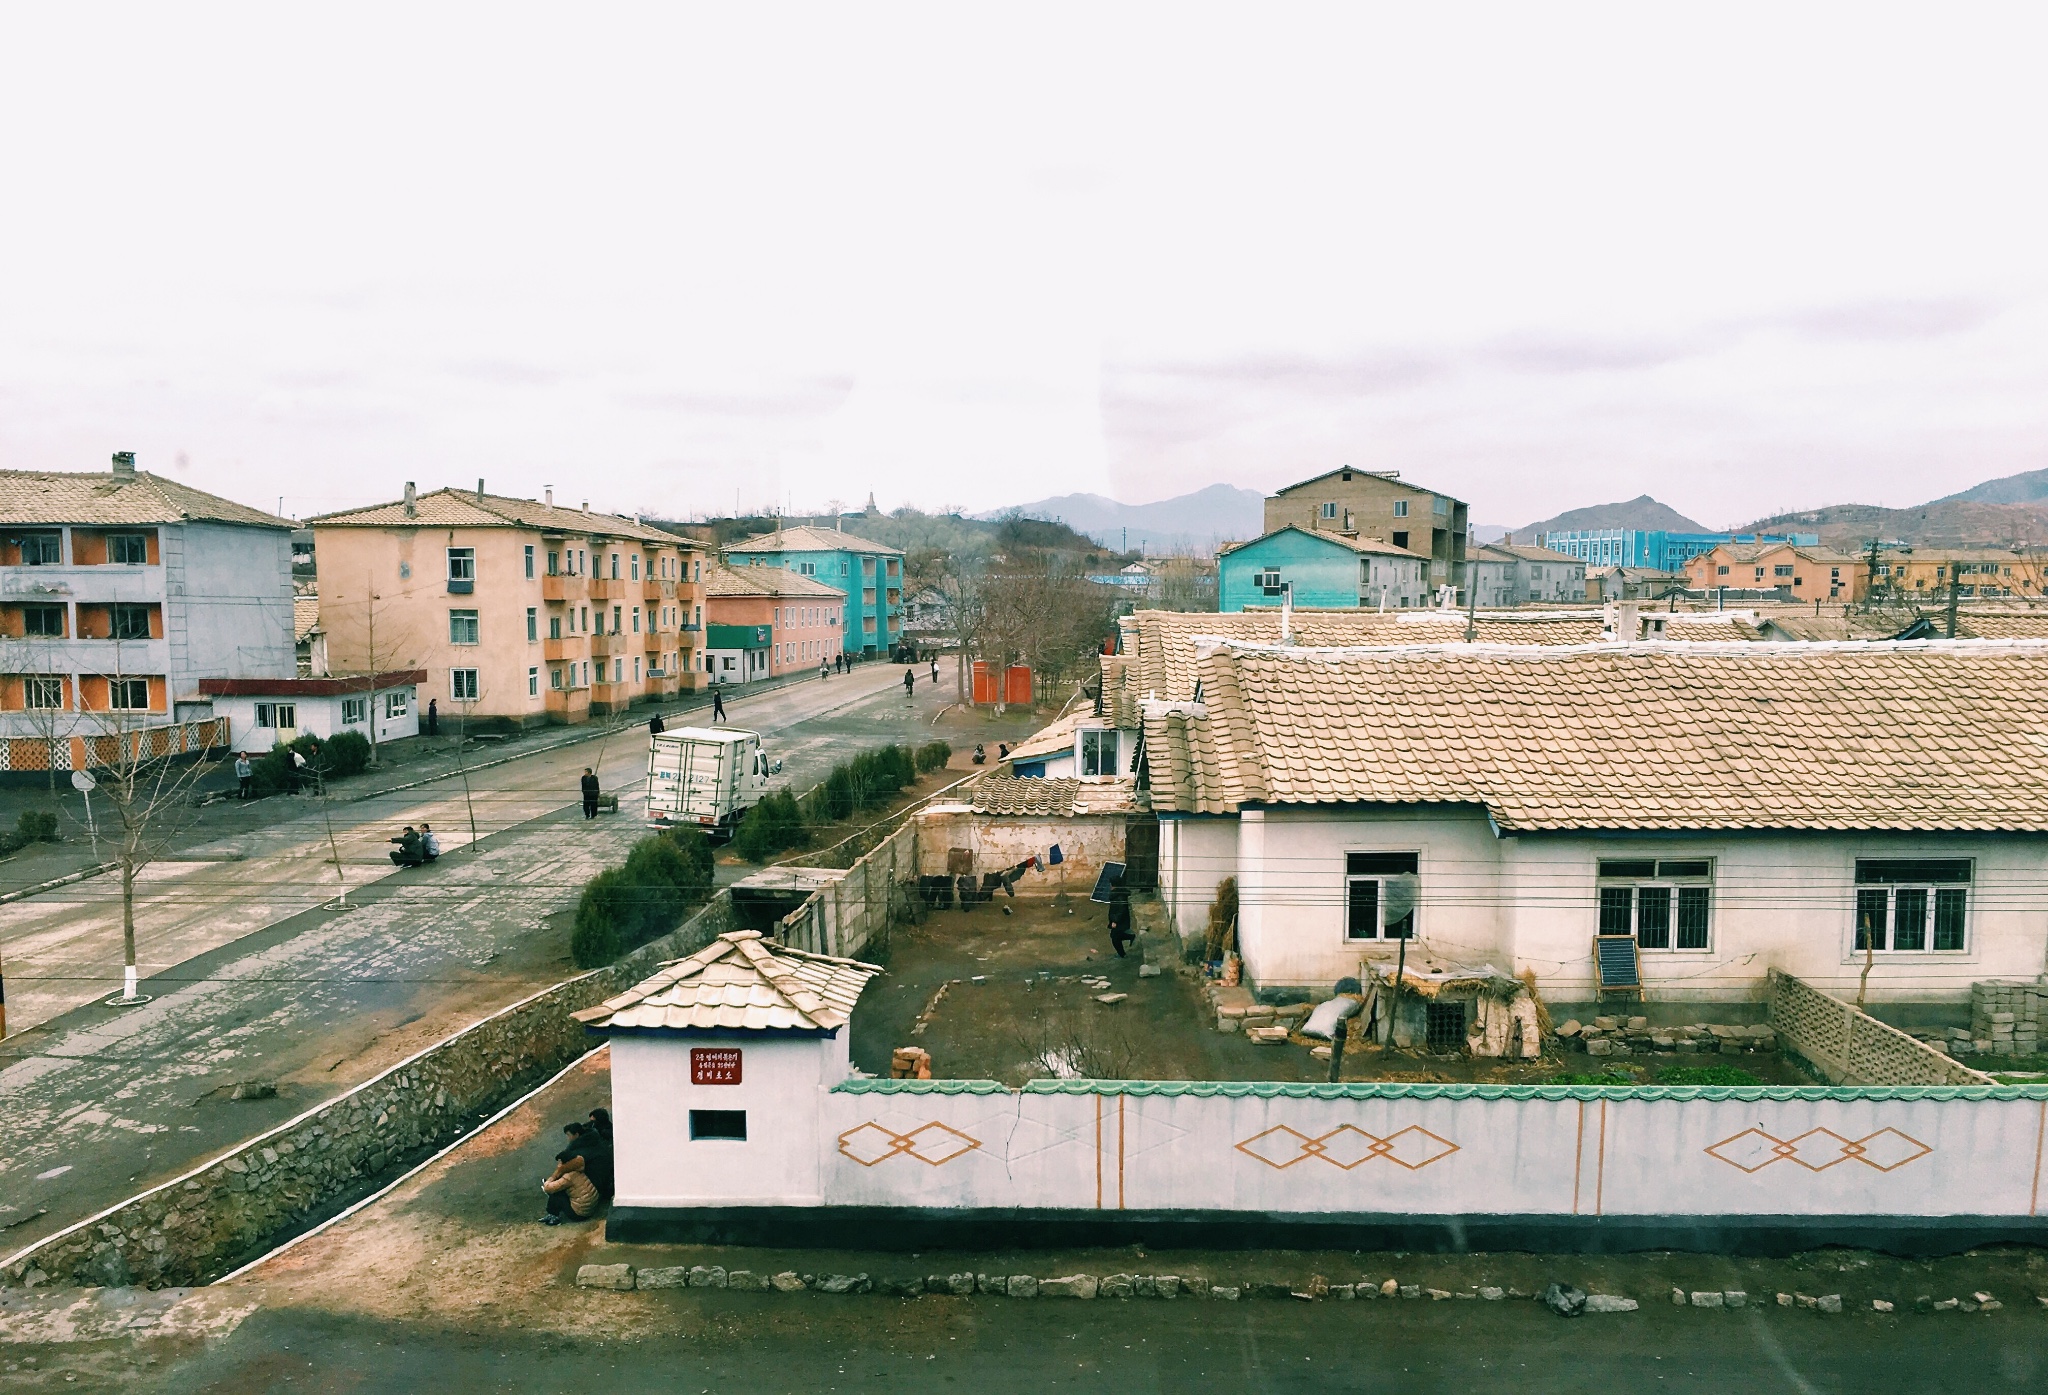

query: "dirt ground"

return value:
[851, 895, 1818, 1087]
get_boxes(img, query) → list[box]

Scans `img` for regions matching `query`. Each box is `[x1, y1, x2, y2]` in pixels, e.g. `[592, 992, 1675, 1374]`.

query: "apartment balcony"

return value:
[588, 577, 614, 601]
[544, 687, 590, 720]
[543, 636, 579, 662]
[589, 632, 619, 658]
[644, 580, 670, 602]
[541, 574, 575, 602]
[643, 631, 662, 650]
[1, 565, 163, 604]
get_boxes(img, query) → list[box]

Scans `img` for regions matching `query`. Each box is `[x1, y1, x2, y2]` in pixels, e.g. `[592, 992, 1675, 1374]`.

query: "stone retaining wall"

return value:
[1, 891, 741, 1290]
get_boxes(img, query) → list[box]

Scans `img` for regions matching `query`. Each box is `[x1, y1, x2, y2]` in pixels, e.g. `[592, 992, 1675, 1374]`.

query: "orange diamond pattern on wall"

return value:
[1704, 1125, 1932, 1175]
[1237, 1123, 1460, 1171]
[838, 1120, 984, 1168]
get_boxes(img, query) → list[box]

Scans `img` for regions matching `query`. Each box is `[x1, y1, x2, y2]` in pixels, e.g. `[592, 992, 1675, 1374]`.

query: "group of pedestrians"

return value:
[541, 1107, 614, 1225]
[387, 822, 441, 866]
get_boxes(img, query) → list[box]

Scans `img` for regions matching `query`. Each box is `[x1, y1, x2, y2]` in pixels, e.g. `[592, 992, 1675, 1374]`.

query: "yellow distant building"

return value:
[1869, 547, 2045, 601]
[310, 485, 707, 728]
[1684, 541, 1866, 601]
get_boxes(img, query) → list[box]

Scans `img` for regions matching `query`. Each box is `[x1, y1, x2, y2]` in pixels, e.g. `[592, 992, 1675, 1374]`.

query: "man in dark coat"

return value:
[649, 712, 665, 736]
[1107, 883, 1135, 957]
[711, 688, 726, 722]
[426, 698, 438, 736]
[580, 767, 601, 819]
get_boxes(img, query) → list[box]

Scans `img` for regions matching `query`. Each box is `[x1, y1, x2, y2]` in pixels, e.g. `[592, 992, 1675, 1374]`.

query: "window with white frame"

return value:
[384, 690, 409, 718]
[447, 547, 475, 584]
[1320, 501, 1337, 520]
[1597, 858, 1713, 950]
[1256, 569, 1283, 596]
[108, 678, 150, 710]
[1345, 853, 1418, 940]
[450, 668, 479, 701]
[341, 697, 367, 724]
[1854, 859, 1970, 953]
[24, 676, 63, 709]
[255, 700, 296, 728]
[528, 666, 539, 696]
[526, 608, 537, 642]
[551, 667, 562, 689]
[1392, 500, 1408, 518]
[524, 544, 535, 579]
[449, 610, 479, 644]
[1079, 728, 1116, 776]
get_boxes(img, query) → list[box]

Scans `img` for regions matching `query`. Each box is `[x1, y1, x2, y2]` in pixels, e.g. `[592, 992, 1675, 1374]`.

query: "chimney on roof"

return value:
[545, 486, 554, 506]
[403, 482, 417, 519]
[581, 499, 589, 513]
[111, 451, 136, 481]
[476, 478, 485, 501]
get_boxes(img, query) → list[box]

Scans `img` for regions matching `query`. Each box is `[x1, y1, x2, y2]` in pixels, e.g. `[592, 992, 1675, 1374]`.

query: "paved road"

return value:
[0, 661, 969, 1256]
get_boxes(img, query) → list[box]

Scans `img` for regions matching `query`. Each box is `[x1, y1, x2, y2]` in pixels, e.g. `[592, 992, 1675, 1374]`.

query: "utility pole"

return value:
[1463, 560, 1479, 643]
[1863, 538, 1882, 609]
[1946, 575, 1961, 639]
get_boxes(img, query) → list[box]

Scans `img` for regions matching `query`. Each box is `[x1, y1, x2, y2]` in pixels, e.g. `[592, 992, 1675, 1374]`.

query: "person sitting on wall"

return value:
[541, 1129, 601, 1226]
[388, 825, 425, 867]
[419, 822, 441, 862]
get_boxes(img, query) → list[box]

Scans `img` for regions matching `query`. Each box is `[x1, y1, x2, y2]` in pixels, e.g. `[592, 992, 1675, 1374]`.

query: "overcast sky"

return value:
[2, 3, 2044, 529]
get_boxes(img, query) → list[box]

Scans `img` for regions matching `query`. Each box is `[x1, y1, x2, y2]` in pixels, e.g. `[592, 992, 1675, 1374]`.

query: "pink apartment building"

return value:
[702, 564, 846, 684]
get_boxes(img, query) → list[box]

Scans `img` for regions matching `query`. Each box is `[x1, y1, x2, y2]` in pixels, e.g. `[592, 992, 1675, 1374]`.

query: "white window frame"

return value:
[524, 544, 535, 579]
[24, 676, 63, 709]
[109, 533, 149, 565]
[528, 666, 539, 697]
[108, 677, 150, 711]
[447, 547, 475, 582]
[1079, 727, 1117, 777]
[1853, 859, 1971, 955]
[449, 609, 480, 645]
[1597, 858, 1714, 952]
[341, 696, 367, 724]
[1392, 500, 1408, 518]
[384, 690, 409, 718]
[450, 668, 479, 701]
[1345, 852, 1418, 941]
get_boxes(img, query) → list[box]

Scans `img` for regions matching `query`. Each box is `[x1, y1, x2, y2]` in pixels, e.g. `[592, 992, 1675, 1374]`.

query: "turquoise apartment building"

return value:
[722, 523, 904, 656]
[1216, 525, 1430, 613]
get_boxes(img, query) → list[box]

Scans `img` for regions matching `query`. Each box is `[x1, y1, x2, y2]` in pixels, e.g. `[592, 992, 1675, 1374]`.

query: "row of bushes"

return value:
[570, 825, 718, 968]
[247, 730, 374, 796]
[0, 808, 62, 856]
[730, 740, 950, 863]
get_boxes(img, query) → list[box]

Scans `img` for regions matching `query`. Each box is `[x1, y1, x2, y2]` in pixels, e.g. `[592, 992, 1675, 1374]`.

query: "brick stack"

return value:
[1967, 980, 2046, 1056]
[890, 1046, 933, 1080]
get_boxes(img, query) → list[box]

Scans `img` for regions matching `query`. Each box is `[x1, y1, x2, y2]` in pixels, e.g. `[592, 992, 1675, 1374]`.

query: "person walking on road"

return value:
[426, 698, 439, 737]
[929, 658, 938, 685]
[903, 667, 915, 697]
[1107, 882, 1135, 957]
[648, 711, 665, 737]
[235, 753, 253, 800]
[712, 687, 726, 723]
[580, 767, 601, 819]
[820, 658, 829, 681]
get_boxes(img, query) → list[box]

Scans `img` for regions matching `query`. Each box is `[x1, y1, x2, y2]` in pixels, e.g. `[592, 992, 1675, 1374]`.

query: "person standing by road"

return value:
[820, 657, 829, 681]
[711, 687, 726, 722]
[235, 752, 253, 800]
[903, 666, 915, 697]
[427, 698, 439, 737]
[648, 711, 665, 737]
[930, 657, 939, 686]
[580, 767, 601, 819]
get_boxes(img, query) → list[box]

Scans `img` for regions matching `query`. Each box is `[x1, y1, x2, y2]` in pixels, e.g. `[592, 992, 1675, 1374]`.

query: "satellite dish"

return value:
[70, 770, 97, 793]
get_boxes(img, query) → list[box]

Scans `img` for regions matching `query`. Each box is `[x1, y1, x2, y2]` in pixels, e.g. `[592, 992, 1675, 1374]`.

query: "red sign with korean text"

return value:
[691, 1047, 742, 1085]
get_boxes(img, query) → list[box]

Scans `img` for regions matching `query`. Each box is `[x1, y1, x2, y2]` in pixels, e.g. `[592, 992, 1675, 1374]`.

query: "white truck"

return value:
[644, 726, 781, 839]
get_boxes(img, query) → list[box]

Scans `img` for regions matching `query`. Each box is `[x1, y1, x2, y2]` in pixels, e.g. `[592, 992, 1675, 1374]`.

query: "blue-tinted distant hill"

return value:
[986, 483, 1265, 554]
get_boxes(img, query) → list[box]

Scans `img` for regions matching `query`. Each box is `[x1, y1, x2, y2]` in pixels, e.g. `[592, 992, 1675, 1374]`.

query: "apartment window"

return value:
[581, 661, 589, 687]
[610, 553, 620, 580]
[1393, 500, 1408, 518]
[526, 608, 538, 642]
[1773, 565, 1794, 578]
[548, 550, 559, 575]
[632, 657, 640, 681]
[15, 533, 60, 565]
[1717, 565, 1730, 576]
[1320, 502, 1337, 520]
[614, 658, 623, 682]
[1854, 859, 1970, 953]
[1597, 859, 1712, 950]
[385, 690, 409, 718]
[447, 548, 475, 593]
[525, 544, 535, 579]
[23, 604, 65, 636]
[25, 677, 64, 709]
[611, 605, 622, 632]
[1345, 852, 1418, 940]
[528, 666, 539, 697]
[254, 701, 296, 727]
[109, 534, 149, 565]
[450, 668, 479, 701]
[110, 605, 151, 640]
[633, 606, 641, 633]
[449, 609, 480, 645]
[580, 606, 589, 631]
[1079, 728, 1116, 776]
[341, 697, 367, 724]
[551, 667, 562, 689]
[549, 614, 562, 640]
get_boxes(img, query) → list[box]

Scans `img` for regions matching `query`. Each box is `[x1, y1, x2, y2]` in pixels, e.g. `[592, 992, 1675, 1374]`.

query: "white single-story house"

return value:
[1140, 636, 2048, 1011]
[574, 929, 880, 1210]
[197, 669, 425, 752]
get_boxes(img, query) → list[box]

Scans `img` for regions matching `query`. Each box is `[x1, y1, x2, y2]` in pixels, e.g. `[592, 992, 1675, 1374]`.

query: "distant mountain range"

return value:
[1933, 467, 2048, 507]
[1501, 494, 1709, 545]
[988, 483, 1265, 553]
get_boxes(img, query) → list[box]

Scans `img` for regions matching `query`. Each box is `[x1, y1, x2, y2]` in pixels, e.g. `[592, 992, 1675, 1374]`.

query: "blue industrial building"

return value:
[1541, 529, 1818, 573]
[723, 523, 905, 657]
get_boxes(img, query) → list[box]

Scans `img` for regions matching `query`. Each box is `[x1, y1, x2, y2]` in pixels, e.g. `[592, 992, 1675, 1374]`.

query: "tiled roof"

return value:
[1659, 615, 1763, 641]
[293, 595, 321, 642]
[572, 930, 879, 1033]
[0, 469, 288, 529]
[1701, 541, 1859, 565]
[725, 523, 902, 557]
[1141, 638, 2048, 832]
[1102, 608, 1610, 726]
[1479, 542, 1582, 565]
[1006, 709, 1091, 763]
[701, 561, 845, 599]
[307, 489, 695, 546]
[972, 775, 1083, 815]
[1953, 611, 2048, 640]
[1218, 525, 1429, 560]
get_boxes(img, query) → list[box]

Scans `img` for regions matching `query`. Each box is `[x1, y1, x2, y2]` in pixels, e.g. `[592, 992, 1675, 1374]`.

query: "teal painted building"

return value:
[723, 523, 905, 656]
[1216, 526, 1430, 613]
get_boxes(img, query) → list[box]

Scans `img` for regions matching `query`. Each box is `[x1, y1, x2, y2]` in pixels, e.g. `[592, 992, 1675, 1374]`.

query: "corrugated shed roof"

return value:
[725, 523, 902, 556]
[701, 561, 846, 599]
[572, 930, 879, 1033]
[1142, 637, 2048, 832]
[308, 488, 695, 546]
[0, 470, 289, 529]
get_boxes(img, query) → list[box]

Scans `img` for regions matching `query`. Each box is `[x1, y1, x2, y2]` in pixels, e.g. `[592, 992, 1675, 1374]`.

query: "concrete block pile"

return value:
[1554, 1017, 1778, 1058]
[1206, 984, 1313, 1038]
[1962, 981, 2046, 1057]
